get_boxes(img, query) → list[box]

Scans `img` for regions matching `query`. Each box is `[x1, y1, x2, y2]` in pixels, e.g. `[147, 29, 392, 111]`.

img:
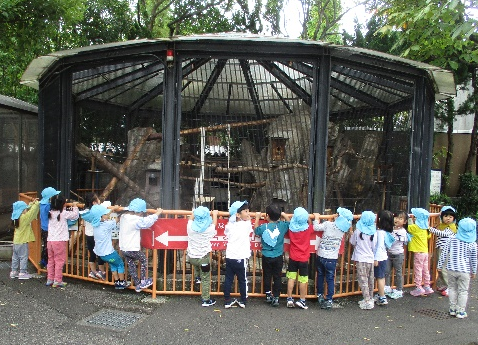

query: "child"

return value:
[187, 206, 218, 307]
[286, 207, 312, 310]
[82, 204, 129, 289]
[428, 206, 457, 297]
[80, 192, 106, 280]
[10, 199, 40, 279]
[46, 194, 79, 288]
[39, 187, 60, 268]
[350, 210, 377, 310]
[223, 200, 252, 309]
[408, 207, 434, 296]
[313, 207, 353, 309]
[119, 198, 162, 292]
[373, 210, 392, 306]
[437, 217, 477, 319]
[254, 204, 290, 307]
[384, 211, 409, 299]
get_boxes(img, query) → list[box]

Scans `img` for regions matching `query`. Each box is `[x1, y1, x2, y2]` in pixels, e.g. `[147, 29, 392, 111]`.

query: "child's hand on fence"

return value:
[313, 213, 320, 222]
[155, 208, 163, 216]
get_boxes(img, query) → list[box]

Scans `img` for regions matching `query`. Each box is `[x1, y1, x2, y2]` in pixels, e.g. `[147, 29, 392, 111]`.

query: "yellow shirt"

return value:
[13, 201, 39, 244]
[407, 224, 430, 253]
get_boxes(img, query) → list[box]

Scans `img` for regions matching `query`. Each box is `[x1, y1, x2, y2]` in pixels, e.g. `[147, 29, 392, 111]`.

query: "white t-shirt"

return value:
[225, 220, 252, 260]
[119, 213, 158, 252]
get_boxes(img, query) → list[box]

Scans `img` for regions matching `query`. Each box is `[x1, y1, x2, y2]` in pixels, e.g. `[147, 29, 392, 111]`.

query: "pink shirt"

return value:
[47, 207, 79, 241]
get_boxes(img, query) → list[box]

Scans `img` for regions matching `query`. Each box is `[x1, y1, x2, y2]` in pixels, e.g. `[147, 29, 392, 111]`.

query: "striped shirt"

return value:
[429, 226, 456, 249]
[437, 237, 477, 274]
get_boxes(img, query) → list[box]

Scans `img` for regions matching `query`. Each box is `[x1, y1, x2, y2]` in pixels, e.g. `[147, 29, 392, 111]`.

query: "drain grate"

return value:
[415, 309, 451, 320]
[0, 261, 11, 269]
[79, 309, 143, 331]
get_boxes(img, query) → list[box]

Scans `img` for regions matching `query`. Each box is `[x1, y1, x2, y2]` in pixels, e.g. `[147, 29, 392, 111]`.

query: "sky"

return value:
[281, 0, 371, 39]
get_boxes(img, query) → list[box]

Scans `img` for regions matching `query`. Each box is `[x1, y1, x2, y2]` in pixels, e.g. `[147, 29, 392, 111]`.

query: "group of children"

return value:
[9, 192, 477, 318]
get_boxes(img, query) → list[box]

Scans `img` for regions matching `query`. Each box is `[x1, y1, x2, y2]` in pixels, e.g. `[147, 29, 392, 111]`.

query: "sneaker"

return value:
[358, 299, 366, 306]
[52, 281, 67, 288]
[18, 272, 31, 280]
[373, 294, 380, 302]
[376, 296, 388, 306]
[135, 284, 142, 293]
[449, 308, 456, 316]
[265, 292, 273, 303]
[95, 271, 106, 280]
[295, 300, 308, 309]
[388, 290, 403, 299]
[410, 287, 425, 297]
[441, 288, 448, 297]
[9, 271, 18, 279]
[423, 286, 434, 295]
[45, 280, 54, 286]
[195, 276, 201, 284]
[39, 259, 47, 269]
[437, 286, 447, 292]
[237, 300, 246, 308]
[88, 271, 98, 279]
[456, 311, 468, 319]
[224, 299, 235, 309]
[384, 285, 392, 294]
[317, 294, 325, 305]
[202, 299, 217, 307]
[321, 299, 333, 310]
[271, 297, 279, 307]
[359, 300, 374, 310]
[140, 278, 153, 290]
[115, 280, 126, 290]
[287, 298, 295, 308]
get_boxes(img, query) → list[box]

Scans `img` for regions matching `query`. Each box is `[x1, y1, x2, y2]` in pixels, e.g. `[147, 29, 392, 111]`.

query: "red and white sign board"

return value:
[141, 218, 344, 254]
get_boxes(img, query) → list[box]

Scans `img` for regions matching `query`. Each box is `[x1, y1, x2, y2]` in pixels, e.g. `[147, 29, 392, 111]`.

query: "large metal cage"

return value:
[21, 34, 455, 212]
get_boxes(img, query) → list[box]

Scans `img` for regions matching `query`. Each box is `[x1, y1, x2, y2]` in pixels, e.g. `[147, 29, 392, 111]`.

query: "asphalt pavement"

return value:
[1, 261, 478, 345]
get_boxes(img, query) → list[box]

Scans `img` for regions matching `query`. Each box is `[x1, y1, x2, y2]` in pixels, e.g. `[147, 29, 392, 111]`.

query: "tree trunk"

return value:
[464, 69, 478, 173]
[443, 99, 454, 193]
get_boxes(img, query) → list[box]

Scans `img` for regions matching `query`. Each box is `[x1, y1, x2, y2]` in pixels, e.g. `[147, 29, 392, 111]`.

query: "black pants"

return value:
[262, 255, 283, 298]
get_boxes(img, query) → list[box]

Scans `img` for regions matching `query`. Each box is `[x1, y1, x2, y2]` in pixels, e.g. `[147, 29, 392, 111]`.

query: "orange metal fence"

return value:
[19, 192, 442, 300]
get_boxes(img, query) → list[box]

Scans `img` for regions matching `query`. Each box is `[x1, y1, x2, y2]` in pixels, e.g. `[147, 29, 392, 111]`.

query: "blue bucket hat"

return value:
[11, 201, 30, 220]
[191, 206, 212, 233]
[335, 207, 353, 232]
[81, 204, 111, 227]
[357, 211, 376, 236]
[456, 218, 477, 243]
[289, 207, 309, 232]
[411, 208, 429, 229]
[40, 187, 60, 204]
[229, 201, 248, 216]
[126, 198, 147, 213]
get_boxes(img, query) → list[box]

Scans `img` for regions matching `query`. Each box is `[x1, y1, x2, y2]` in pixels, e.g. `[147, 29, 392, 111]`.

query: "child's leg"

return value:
[18, 243, 29, 274]
[447, 270, 458, 311]
[286, 259, 299, 298]
[11, 244, 20, 273]
[223, 258, 235, 301]
[53, 241, 67, 282]
[237, 259, 248, 303]
[374, 260, 386, 297]
[394, 254, 404, 291]
[47, 241, 55, 281]
[434, 247, 445, 288]
[384, 257, 392, 287]
[297, 261, 309, 301]
[123, 251, 140, 286]
[413, 252, 425, 287]
[323, 258, 337, 301]
[271, 256, 283, 298]
[422, 253, 431, 287]
[41, 231, 48, 264]
[262, 256, 272, 294]
[456, 271, 471, 313]
[367, 264, 374, 299]
[316, 256, 325, 296]
[286, 277, 296, 298]
[198, 255, 211, 301]
[356, 261, 372, 300]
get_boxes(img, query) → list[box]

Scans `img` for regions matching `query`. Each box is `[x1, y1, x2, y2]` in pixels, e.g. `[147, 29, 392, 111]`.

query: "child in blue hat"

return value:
[350, 210, 377, 310]
[187, 206, 218, 307]
[39, 187, 61, 268]
[408, 208, 433, 297]
[254, 204, 291, 307]
[82, 204, 128, 289]
[118, 198, 163, 292]
[437, 218, 477, 319]
[428, 205, 457, 296]
[286, 207, 313, 310]
[223, 200, 252, 309]
[313, 207, 353, 309]
[10, 199, 40, 279]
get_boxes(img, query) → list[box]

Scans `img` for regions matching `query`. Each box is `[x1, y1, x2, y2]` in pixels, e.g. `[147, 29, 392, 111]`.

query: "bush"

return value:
[429, 193, 452, 206]
[456, 173, 478, 219]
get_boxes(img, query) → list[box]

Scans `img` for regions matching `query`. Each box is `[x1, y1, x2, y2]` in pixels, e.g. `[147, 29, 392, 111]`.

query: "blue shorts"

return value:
[100, 251, 125, 274]
[374, 260, 387, 279]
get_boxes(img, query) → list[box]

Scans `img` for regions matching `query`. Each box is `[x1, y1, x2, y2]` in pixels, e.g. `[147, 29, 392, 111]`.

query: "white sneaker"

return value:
[384, 285, 392, 294]
[359, 300, 374, 310]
